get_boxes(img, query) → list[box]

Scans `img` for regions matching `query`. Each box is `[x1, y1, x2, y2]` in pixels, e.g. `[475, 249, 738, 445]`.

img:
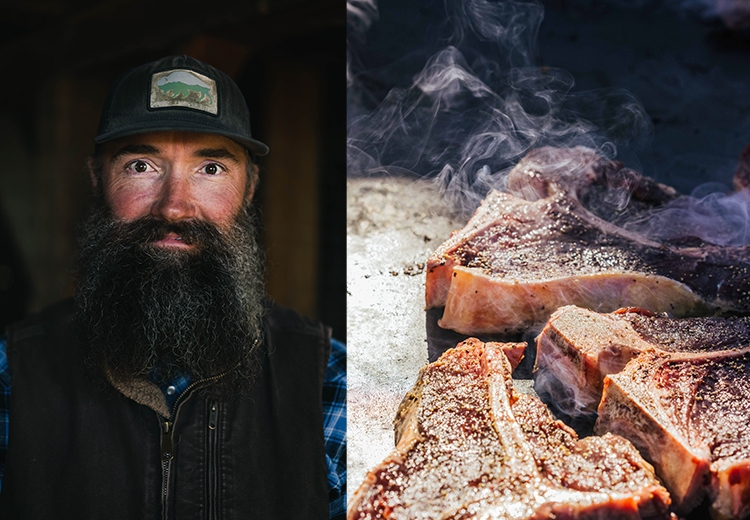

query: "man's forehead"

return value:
[103, 131, 247, 161]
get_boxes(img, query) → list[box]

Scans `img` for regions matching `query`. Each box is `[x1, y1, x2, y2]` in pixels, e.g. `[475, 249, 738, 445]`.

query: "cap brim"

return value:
[95, 124, 269, 156]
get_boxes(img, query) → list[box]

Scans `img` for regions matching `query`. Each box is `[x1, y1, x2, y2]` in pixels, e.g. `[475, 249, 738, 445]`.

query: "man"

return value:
[0, 55, 346, 519]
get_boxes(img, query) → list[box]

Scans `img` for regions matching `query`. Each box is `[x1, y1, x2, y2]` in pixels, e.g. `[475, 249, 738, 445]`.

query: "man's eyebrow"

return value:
[195, 148, 241, 163]
[110, 144, 161, 161]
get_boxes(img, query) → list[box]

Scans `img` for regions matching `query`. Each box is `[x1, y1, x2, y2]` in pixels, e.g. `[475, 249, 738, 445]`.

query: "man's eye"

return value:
[202, 163, 224, 175]
[127, 160, 151, 173]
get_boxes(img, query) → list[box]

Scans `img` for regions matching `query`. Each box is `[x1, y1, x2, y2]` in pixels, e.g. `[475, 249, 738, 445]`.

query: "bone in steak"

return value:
[426, 146, 750, 334]
[597, 348, 750, 519]
[534, 305, 750, 415]
[533, 305, 750, 518]
[348, 338, 672, 520]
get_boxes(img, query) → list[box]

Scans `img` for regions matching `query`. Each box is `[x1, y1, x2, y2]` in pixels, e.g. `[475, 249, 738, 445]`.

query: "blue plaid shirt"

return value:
[0, 334, 346, 519]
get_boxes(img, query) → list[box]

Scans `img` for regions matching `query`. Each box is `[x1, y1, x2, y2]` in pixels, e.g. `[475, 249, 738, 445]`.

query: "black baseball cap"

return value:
[95, 55, 269, 156]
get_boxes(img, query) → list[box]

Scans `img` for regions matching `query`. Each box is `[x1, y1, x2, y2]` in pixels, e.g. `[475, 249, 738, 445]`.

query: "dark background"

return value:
[0, 0, 346, 340]
[349, 0, 750, 197]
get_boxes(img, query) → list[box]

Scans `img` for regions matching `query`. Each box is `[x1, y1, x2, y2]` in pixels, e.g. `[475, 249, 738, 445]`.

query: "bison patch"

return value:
[150, 69, 218, 115]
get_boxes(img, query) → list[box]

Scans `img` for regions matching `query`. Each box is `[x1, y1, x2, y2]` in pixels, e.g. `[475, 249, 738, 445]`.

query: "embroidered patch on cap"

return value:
[150, 69, 218, 114]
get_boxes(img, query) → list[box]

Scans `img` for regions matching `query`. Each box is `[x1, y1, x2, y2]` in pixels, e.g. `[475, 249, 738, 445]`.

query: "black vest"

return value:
[0, 299, 331, 520]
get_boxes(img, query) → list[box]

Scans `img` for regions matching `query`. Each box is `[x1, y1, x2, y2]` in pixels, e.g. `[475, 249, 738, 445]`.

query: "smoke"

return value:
[347, 0, 379, 39]
[347, 0, 379, 87]
[624, 186, 750, 246]
[348, 0, 750, 243]
[532, 357, 599, 434]
[540, 0, 750, 29]
[659, 0, 750, 29]
[347, 0, 654, 215]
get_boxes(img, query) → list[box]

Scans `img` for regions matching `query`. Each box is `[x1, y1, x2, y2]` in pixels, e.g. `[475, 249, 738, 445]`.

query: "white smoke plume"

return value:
[347, 0, 379, 87]
[624, 186, 750, 246]
[347, 0, 653, 215]
[348, 0, 750, 244]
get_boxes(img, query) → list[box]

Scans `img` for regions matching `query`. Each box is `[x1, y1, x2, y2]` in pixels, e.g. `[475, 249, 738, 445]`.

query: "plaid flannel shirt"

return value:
[0, 333, 346, 519]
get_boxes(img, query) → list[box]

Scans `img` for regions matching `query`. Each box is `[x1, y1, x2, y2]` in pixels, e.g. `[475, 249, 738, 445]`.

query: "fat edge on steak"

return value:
[425, 147, 750, 335]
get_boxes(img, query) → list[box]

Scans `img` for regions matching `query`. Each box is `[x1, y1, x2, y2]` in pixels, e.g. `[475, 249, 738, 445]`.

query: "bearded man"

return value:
[0, 55, 345, 519]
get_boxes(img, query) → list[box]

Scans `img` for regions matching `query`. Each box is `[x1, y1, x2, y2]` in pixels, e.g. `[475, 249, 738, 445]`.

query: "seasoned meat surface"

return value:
[349, 338, 672, 520]
[426, 146, 750, 334]
[534, 306, 750, 414]
[597, 349, 750, 519]
[533, 305, 750, 518]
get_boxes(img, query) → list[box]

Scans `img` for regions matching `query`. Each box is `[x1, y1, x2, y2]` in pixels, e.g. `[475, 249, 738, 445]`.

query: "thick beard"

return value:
[74, 197, 266, 399]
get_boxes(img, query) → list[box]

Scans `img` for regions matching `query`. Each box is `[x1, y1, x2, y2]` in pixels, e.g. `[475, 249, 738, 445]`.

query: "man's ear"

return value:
[245, 163, 260, 204]
[87, 156, 99, 189]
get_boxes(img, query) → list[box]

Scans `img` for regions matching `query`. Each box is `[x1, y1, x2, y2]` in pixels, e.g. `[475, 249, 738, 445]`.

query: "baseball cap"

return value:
[95, 55, 269, 156]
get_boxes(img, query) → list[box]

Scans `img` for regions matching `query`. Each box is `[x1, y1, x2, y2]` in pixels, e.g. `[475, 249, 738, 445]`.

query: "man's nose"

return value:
[151, 171, 196, 221]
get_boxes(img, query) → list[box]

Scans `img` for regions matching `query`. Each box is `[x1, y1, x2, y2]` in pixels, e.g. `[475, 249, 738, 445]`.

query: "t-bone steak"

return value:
[534, 305, 750, 415]
[426, 146, 750, 334]
[533, 305, 750, 518]
[597, 348, 750, 519]
[348, 338, 672, 520]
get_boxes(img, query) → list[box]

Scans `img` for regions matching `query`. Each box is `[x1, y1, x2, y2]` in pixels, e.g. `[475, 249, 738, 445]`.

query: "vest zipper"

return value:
[159, 371, 231, 520]
[207, 400, 220, 520]
[161, 419, 174, 520]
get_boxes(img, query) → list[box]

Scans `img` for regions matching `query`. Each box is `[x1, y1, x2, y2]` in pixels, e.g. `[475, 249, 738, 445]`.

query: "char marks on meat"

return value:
[348, 338, 672, 520]
[426, 146, 750, 335]
[534, 305, 750, 518]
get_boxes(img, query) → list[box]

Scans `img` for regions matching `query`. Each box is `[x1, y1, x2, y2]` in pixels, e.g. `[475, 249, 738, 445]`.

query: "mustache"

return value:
[112, 216, 230, 249]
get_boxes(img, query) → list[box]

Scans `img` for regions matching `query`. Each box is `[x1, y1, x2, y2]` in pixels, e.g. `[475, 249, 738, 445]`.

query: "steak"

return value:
[425, 146, 750, 335]
[534, 305, 750, 415]
[533, 305, 750, 518]
[596, 349, 750, 519]
[348, 338, 672, 520]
